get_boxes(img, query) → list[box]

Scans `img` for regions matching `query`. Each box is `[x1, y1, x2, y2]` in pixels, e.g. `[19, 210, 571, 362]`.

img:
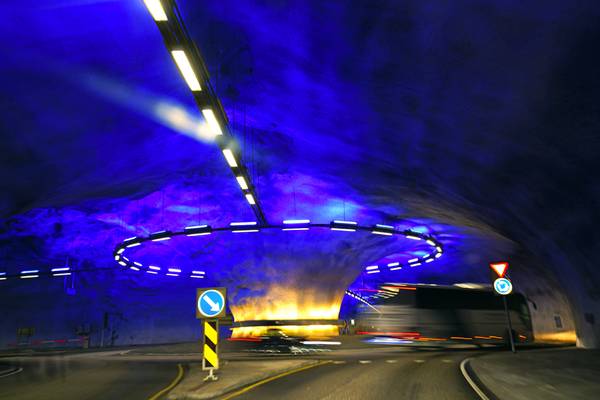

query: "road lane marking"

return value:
[358, 360, 372, 364]
[221, 360, 332, 400]
[148, 363, 184, 400]
[460, 358, 491, 400]
[333, 360, 346, 364]
[414, 359, 425, 363]
[442, 359, 452, 363]
[386, 360, 398, 363]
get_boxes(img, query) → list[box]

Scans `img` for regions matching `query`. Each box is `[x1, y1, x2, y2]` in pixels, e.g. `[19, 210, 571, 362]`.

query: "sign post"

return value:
[490, 262, 516, 353]
[196, 287, 227, 381]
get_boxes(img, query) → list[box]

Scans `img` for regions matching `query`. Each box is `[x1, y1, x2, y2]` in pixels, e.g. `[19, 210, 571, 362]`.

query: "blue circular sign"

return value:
[494, 278, 513, 295]
[198, 289, 225, 317]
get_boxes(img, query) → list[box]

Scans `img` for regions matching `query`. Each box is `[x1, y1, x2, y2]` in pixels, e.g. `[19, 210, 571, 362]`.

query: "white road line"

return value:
[442, 359, 452, 363]
[414, 359, 425, 363]
[460, 358, 491, 400]
[358, 360, 372, 364]
[333, 360, 346, 364]
[0, 367, 23, 379]
[386, 360, 398, 363]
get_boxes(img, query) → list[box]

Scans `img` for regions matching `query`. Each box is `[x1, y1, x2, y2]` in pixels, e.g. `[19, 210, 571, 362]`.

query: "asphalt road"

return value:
[224, 350, 479, 400]
[0, 354, 181, 400]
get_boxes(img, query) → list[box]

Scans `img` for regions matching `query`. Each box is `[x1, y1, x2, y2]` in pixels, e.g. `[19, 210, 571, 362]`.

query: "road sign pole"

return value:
[502, 296, 516, 353]
[202, 319, 219, 381]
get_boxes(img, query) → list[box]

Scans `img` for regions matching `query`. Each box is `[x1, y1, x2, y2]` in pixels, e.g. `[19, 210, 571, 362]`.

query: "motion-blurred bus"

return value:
[354, 284, 533, 345]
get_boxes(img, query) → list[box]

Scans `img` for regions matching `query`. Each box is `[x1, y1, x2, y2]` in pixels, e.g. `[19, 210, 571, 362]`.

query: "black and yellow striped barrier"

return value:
[202, 319, 219, 380]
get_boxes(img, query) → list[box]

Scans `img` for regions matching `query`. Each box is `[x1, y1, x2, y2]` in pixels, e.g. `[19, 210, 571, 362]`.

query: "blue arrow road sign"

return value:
[494, 277, 513, 295]
[198, 289, 225, 317]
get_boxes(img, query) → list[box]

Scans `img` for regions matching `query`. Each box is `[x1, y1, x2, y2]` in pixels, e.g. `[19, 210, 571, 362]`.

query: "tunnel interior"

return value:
[1, 0, 599, 347]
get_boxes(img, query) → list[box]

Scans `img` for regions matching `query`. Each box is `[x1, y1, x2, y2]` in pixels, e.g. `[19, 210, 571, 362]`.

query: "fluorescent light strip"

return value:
[390, 266, 403, 271]
[282, 227, 309, 231]
[52, 272, 71, 277]
[202, 108, 223, 136]
[366, 265, 379, 271]
[133, 262, 143, 267]
[426, 259, 434, 263]
[436, 246, 442, 252]
[146, 270, 157, 275]
[410, 263, 422, 267]
[435, 253, 442, 258]
[331, 227, 356, 232]
[406, 235, 421, 240]
[166, 273, 179, 277]
[152, 237, 171, 242]
[114, 255, 120, 261]
[126, 242, 141, 248]
[129, 266, 140, 271]
[376, 224, 394, 229]
[171, 50, 201, 92]
[232, 229, 259, 233]
[20, 269, 37, 276]
[222, 149, 238, 167]
[192, 270, 205, 275]
[236, 176, 248, 190]
[333, 220, 357, 225]
[245, 194, 256, 205]
[283, 219, 310, 224]
[426, 239, 436, 246]
[190, 275, 204, 279]
[0, 272, 6, 276]
[149, 266, 160, 271]
[230, 221, 257, 226]
[117, 248, 125, 254]
[186, 225, 208, 229]
[372, 230, 393, 236]
[143, 0, 168, 21]
[125, 237, 138, 242]
[21, 275, 39, 279]
[366, 270, 380, 274]
[0, 277, 6, 281]
[118, 261, 127, 267]
[51, 267, 70, 272]
[387, 262, 400, 267]
[168, 268, 181, 273]
[408, 258, 419, 263]
[186, 231, 211, 237]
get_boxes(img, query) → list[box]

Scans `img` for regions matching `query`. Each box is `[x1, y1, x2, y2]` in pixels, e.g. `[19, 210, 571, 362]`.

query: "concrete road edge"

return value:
[460, 358, 499, 400]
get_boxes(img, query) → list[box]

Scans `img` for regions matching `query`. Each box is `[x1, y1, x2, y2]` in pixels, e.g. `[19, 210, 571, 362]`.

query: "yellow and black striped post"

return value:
[202, 319, 219, 378]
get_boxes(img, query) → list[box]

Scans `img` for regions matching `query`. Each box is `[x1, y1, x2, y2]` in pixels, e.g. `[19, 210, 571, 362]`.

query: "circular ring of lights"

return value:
[113, 219, 444, 279]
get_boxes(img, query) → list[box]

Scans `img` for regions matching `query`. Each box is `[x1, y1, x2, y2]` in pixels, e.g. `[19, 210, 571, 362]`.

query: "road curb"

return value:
[460, 358, 499, 400]
[0, 366, 23, 378]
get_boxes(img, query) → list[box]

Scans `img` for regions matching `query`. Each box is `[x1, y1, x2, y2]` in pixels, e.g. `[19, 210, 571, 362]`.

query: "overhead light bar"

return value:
[133, 261, 143, 267]
[130, 266, 140, 271]
[184, 225, 212, 236]
[190, 275, 204, 279]
[236, 176, 249, 190]
[435, 253, 442, 258]
[367, 270, 380, 274]
[51, 267, 70, 272]
[330, 220, 358, 232]
[116, 248, 125, 254]
[232, 228, 259, 233]
[168, 268, 181, 273]
[21, 275, 39, 279]
[126, 242, 141, 248]
[201, 108, 223, 136]
[143, 0, 168, 21]
[366, 265, 379, 271]
[410, 263, 422, 267]
[245, 194, 256, 205]
[222, 149, 238, 167]
[389, 265, 403, 271]
[146, 270, 158, 275]
[408, 258, 419, 263]
[230, 221, 257, 226]
[192, 270, 205, 275]
[166, 273, 179, 277]
[283, 219, 311, 224]
[405, 233, 421, 240]
[425, 259, 434, 263]
[21, 270, 39, 275]
[436, 246, 443, 253]
[0, 272, 6, 281]
[372, 224, 394, 236]
[150, 231, 172, 242]
[149, 266, 161, 271]
[171, 50, 202, 92]
[118, 261, 127, 267]
[426, 239, 436, 246]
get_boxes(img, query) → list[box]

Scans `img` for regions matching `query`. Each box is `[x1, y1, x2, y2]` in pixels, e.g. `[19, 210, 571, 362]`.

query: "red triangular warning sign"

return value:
[490, 262, 508, 278]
